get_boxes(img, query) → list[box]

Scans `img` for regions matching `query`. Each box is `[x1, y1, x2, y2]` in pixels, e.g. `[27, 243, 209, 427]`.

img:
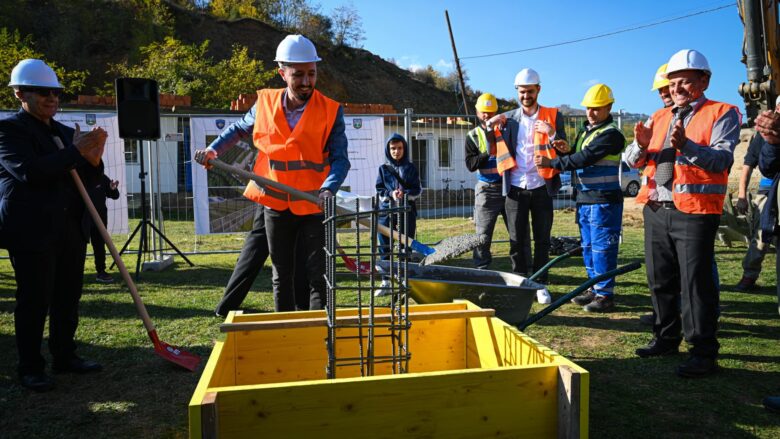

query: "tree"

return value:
[108, 37, 276, 109]
[0, 28, 88, 110]
[294, 4, 334, 44]
[331, 2, 364, 47]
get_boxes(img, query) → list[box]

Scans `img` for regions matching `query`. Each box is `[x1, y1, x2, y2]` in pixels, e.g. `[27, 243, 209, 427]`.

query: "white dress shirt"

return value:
[509, 107, 545, 189]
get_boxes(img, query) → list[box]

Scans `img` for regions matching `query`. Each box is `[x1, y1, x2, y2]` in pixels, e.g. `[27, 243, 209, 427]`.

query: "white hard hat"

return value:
[274, 35, 321, 63]
[664, 49, 711, 77]
[8, 59, 63, 88]
[514, 68, 540, 86]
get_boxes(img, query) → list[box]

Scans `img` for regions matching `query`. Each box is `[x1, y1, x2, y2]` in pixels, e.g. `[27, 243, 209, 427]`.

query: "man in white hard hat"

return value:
[488, 68, 568, 284]
[628, 49, 741, 378]
[0, 59, 108, 391]
[630, 63, 721, 326]
[536, 84, 626, 312]
[195, 35, 350, 313]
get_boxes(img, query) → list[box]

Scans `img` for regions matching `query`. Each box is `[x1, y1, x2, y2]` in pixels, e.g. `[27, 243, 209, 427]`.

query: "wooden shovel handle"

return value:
[53, 137, 155, 333]
[207, 159, 413, 245]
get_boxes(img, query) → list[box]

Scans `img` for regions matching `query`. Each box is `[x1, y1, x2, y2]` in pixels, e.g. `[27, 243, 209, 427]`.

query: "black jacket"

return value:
[0, 110, 101, 250]
[759, 137, 780, 243]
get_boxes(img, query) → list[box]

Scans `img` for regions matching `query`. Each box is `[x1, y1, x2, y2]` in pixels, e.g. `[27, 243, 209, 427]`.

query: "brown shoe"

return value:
[571, 289, 596, 306]
[583, 294, 615, 312]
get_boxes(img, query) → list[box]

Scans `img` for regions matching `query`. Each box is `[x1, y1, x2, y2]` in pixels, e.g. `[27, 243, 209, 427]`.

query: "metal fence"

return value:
[115, 109, 642, 255]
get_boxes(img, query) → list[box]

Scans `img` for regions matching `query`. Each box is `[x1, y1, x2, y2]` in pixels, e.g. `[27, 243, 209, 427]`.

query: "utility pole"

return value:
[445, 10, 469, 116]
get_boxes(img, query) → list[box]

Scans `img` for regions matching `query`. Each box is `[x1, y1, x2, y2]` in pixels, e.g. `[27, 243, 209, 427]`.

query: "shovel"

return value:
[204, 158, 485, 265]
[55, 136, 200, 372]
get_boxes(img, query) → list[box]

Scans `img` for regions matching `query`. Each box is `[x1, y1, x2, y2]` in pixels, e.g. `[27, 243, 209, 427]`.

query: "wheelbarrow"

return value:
[377, 249, 641, 329]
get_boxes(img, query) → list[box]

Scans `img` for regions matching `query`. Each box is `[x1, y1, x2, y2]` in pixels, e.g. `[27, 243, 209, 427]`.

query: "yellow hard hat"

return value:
[651, 63, 669, 91]
[580, 83, 614, 108]
[475, 93, 498, 113]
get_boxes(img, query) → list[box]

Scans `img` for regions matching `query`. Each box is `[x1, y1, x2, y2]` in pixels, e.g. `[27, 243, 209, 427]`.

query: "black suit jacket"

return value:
[0, 110, 100, 251]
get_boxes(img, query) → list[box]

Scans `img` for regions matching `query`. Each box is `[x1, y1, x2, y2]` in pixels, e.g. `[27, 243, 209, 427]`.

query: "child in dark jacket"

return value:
[374, 133, 422, 296]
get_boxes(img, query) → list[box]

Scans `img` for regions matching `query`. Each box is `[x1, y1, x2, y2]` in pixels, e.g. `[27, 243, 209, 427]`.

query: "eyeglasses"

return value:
[19, 87, 62, 98]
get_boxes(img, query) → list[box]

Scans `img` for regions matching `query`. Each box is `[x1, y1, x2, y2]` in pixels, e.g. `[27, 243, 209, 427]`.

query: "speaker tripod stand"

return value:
[111, 140, 193, 280]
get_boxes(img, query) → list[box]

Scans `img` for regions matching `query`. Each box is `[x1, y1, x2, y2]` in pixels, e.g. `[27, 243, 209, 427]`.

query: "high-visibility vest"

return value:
[635, 100, 737, 214]
[467, 126, 499, 180]
[534, 106, 560, 179]
[494, 125, 516, 175]
[573, 122, 622, 192]
[243, 88, 339, 215]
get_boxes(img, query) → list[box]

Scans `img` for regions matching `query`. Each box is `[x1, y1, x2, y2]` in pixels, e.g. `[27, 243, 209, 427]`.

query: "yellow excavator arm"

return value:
[738, 0, 780, 125]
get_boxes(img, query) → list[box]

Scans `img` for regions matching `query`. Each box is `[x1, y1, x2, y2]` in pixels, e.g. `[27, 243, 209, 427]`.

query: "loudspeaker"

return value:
[115, 78, 160, 140]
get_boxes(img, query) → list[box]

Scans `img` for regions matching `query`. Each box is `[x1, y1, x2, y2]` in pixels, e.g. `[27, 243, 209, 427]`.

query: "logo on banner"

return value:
[216, 119, 225, 130]
[352, 118, 362, 129]
[85, 114, 96, 126]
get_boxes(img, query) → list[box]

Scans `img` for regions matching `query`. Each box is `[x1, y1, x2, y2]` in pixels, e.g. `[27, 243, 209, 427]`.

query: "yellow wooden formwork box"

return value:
[189, 301, 589, 438]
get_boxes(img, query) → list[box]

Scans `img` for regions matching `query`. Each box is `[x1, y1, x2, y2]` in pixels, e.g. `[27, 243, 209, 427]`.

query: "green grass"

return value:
[1, 212, 780, 438]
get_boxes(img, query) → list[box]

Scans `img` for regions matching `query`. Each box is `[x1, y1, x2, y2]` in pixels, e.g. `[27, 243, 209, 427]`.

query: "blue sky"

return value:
[316, 0, 747, 116]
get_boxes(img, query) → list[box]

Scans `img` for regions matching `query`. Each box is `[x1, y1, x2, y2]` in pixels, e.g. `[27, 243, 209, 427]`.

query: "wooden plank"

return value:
[213, 366, 559, 438]
[557, 365, 581, 439]
[221, 309, 495, 332]
[188, 341, 226, 438]
[200, 392, 219, 439]
[466, 317, 502, 368]
[230, 318, 467, 385]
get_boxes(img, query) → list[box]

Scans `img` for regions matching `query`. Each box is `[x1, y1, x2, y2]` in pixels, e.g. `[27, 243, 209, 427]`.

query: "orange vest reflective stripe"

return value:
[495, 126, 515, 175]
[534, 106, 560, 179]
[635, 100, 736, 214]
[243, 88, 339, 215]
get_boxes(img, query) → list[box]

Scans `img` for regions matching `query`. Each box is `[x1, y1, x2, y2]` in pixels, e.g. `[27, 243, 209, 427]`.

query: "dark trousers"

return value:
[643, 204, 720, 357]
[378, 205, 417, 258]
[11, 214, 87, 375]
[215, 205, 308, 316]
[505, 185, 553, 282]
[89, 207, 108, 273]
[265, 207, 326, 312]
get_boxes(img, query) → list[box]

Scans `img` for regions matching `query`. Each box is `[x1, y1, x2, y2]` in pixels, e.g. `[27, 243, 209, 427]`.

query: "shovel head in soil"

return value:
[149, 331, 200, 372]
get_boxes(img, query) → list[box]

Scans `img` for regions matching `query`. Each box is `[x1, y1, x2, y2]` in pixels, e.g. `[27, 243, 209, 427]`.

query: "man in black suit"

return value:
[0, 59, 107, 391]
[88, 169, 120, 283]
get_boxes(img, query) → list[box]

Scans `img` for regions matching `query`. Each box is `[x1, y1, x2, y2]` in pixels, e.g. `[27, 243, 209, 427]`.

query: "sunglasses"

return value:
[19, 87, 62, 97]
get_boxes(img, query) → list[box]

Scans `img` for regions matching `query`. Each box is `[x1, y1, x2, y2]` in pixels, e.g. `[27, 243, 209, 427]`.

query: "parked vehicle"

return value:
[557, 162, 641, 198]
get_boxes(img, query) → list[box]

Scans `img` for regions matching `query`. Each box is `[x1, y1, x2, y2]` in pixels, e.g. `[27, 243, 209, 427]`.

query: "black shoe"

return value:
[52, 357, 103, 374]
[639, 313, 655, 326]
[763, 396, 780, 413]
[20, 372, 55, 392]
[676, 355, 718, 378]
[571, 289, 596, 306]
[734, 276, 757, 292]
[635, 338, 680, 358]
[583, 294, 614, 312]
[95, 271, 114, 283]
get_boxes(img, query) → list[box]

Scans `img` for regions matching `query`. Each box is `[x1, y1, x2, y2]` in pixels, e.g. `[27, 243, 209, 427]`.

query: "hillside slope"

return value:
[1, 0, 464, 113]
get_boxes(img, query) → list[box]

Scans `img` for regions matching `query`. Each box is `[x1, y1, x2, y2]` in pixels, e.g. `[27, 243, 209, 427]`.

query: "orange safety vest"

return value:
[243, 88, 340, 215]
[533, 106, 560, 179]
[635, 100, 737, 214]
[495, 126, 515, 175]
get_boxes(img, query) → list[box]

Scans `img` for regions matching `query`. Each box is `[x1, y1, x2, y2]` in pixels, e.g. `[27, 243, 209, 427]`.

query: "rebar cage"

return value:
[323, 195, 413, 379]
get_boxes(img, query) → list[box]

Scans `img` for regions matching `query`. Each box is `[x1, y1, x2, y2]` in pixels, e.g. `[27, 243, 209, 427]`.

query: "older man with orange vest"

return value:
[625, 49, 741, 378]
[489, 68, 567, 284]
[196, 35, 350, 312]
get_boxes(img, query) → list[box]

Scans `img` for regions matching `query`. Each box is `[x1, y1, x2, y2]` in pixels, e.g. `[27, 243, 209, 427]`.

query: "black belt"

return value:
[648, 200, 676, 210]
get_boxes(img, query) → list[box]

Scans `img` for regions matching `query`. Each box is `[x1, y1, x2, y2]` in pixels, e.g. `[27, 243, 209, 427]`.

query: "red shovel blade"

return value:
[149, 330, 201, 372]
[337, 247, 373, 275]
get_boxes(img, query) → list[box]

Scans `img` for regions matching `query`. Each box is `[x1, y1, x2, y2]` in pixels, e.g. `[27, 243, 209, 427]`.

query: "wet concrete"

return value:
[419, 234, 488, 266]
